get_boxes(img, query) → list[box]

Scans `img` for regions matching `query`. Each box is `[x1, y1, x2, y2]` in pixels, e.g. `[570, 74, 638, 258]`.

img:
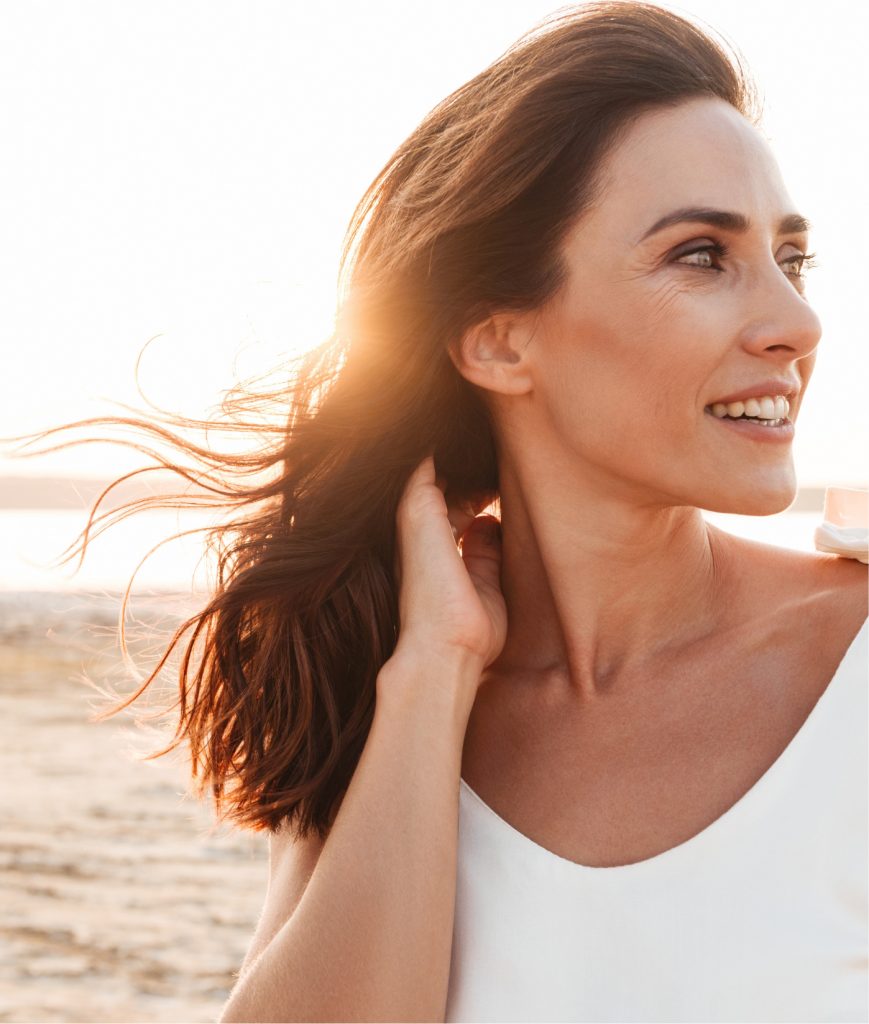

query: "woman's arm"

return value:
[218, 646, 481, 1023]
[221, 453, 504, 1020]
[234, 814, 332, 985]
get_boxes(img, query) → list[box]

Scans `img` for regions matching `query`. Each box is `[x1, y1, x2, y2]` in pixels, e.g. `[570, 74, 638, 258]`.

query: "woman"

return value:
[34, 1, 866, 1019]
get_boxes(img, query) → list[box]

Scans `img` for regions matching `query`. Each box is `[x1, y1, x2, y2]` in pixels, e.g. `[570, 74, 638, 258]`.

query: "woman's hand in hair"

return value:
[392, 454, 507, 675]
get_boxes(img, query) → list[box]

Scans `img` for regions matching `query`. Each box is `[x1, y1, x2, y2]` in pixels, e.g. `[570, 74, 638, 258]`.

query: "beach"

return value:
[0, 591, 268, 1023]
[0, 499, 846, 1021]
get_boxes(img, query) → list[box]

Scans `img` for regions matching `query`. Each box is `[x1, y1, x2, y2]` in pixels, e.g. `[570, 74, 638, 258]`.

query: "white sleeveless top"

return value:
[445, 616, 868, 1023]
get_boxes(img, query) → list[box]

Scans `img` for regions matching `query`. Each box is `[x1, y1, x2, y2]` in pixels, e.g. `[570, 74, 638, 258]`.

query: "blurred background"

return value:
[0, 1, 866, 1021]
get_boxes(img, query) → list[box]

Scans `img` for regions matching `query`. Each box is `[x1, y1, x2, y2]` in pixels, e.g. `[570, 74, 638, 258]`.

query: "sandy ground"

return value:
[0, 592, 269, 1023]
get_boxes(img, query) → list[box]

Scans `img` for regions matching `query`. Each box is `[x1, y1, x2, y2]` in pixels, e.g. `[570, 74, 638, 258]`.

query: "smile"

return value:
[706, 395, 790, 423]
[704, 407, 794, 443]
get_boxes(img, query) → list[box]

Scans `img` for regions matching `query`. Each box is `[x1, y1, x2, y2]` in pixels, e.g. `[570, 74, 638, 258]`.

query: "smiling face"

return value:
[520, 95, 822, 515]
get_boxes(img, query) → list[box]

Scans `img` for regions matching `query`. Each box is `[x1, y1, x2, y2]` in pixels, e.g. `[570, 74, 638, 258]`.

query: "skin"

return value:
[447, 95, 867, 864]
[227, 108, 863, 1003]
[452, 93, 847, 692]
[226, 99, 868, 1003]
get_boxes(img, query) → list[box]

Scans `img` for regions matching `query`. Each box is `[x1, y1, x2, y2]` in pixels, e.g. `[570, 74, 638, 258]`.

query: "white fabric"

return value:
[445, 616, 868, 1023]
[814, 486, 868, 563]
[815, 523, 869, 564]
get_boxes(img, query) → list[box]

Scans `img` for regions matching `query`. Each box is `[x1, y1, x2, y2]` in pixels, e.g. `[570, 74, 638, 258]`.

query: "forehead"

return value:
[587, 96, 794, 239]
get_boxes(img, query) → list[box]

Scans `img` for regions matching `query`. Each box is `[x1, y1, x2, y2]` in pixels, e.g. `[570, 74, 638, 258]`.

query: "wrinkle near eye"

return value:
[647, 277, 684, 321]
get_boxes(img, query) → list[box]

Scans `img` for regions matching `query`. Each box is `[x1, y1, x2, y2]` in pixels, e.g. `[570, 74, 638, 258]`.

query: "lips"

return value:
[706, 378, 800, 406]
[704, 407, 795, 443]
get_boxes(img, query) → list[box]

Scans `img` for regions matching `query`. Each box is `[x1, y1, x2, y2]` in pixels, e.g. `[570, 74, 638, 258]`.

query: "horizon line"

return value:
[0, 475, 855, 513]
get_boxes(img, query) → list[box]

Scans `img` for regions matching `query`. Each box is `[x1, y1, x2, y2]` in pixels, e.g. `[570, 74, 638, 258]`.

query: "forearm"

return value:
[219, 648, 481, 1023]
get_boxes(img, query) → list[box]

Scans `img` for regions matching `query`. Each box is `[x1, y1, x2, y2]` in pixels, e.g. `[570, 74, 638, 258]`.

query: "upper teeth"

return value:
[709, 395, 790, 420]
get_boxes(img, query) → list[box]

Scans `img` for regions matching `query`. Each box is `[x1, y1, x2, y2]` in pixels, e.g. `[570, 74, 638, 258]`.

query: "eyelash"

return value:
[674, 242, 818, 280]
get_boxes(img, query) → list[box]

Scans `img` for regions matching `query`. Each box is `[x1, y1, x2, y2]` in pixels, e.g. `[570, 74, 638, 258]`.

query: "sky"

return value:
[0, 0, 866, 487]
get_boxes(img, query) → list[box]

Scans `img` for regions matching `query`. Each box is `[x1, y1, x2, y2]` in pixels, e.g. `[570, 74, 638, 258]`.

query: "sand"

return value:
[0, 592, 269, 1023]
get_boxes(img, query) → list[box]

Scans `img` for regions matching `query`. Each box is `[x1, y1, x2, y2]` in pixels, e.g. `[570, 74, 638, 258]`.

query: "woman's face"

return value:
[524, 95, 822, 515]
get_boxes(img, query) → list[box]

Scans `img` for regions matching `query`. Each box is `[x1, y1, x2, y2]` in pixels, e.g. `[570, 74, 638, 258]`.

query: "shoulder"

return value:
[809, 550, 867, 643]
[705, 531, 867, 732]
[711, 524, 867, 638]
[238, 815, 335, 981]
[772, 541, 865, 613]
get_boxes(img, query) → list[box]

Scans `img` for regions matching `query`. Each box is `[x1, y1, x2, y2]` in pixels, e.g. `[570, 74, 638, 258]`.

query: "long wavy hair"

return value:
[15, 1, 759, 839]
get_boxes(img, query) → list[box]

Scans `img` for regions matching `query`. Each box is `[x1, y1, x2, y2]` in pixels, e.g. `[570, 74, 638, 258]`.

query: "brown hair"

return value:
[16, 1, 759, 839]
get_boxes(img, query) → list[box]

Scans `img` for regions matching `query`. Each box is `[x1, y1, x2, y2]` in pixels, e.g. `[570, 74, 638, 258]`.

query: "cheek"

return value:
[539, 317, 676, 461]
[544, 313, 638, 414]
[626, 288, 731, 416]
[536, 272, 732, 446]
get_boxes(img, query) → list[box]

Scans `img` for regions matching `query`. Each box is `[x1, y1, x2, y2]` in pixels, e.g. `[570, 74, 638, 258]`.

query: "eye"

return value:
[671, 242, 819, 285]
[671, 242, 728, 272]
[779, 251, 818, 280]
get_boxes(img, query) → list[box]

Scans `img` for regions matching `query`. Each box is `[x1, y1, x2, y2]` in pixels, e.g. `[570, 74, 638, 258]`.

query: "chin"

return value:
[699, 482, 798, 517]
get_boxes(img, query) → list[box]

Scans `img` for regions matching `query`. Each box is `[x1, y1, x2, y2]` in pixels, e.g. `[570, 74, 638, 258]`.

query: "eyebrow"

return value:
[638, 206, 811, 244]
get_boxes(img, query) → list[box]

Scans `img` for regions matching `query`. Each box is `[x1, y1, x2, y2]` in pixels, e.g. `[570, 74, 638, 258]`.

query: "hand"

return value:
[391, 454, 507, 675]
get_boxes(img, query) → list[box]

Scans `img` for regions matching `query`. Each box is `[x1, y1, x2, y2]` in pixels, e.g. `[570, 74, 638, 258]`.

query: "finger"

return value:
[446, 489, 496, 541]
[414, 453, 436, 484]
[459, 514, 503, 584]
[395, 456, 434, 578]
[446, 502, 480, 545]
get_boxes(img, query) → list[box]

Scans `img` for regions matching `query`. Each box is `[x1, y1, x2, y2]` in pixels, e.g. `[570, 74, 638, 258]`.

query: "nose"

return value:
[739, 261, 823, 361]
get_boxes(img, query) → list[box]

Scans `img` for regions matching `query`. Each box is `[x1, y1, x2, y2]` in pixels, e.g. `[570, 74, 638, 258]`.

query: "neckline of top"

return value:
[459, 613, 868, 877]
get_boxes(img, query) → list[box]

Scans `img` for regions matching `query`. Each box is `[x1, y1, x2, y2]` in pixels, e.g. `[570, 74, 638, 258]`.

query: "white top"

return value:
[445, 616, 868, 1023]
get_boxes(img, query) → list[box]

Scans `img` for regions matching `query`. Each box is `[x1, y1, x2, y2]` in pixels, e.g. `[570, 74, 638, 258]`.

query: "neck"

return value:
[491, 458, 732, 701]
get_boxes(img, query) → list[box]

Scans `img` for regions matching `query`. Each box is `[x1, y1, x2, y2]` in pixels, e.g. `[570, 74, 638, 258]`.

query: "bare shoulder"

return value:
[771, 542, 866, 617]
[267, 788, 346, 875]
[268, 818, 328, 878]
[711, 524, 867, 639]
[238, 795, 346, 980]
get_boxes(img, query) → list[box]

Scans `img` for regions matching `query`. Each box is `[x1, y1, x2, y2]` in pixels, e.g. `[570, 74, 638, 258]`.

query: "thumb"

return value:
[460, 514, 502, 587]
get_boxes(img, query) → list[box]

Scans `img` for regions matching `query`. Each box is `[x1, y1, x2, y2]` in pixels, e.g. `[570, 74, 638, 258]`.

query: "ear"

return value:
[447, 311, 535, 396]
